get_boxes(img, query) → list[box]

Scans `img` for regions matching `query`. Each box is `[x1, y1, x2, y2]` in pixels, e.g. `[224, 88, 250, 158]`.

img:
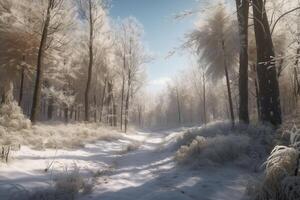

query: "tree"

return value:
[30, 0, 74, 123]
[235, 0, 250, 124]
[78, 0, 107, 122]
[115, 17, 149, 132]
[252, 0, 282, 126]
[0, 0, 38, 105]
[185, 4, 239, 127]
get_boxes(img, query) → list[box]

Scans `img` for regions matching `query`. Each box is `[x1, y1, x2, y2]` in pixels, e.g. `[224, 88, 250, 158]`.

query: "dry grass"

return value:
[0, 102, 124, 151]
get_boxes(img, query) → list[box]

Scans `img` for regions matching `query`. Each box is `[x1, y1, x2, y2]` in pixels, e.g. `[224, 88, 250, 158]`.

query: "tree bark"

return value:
[124, 77, 130, 133]
[175, 87, 182, 125]
[235, 0, 249, 124]
[252, 0, 282, 126]
[138, 105, 142, 128]
[255, 77, 261, 120]
[294, 45, 300, 99]
[30, 0, 53, 123]
[107, 81, 113, 126]
[93, 95, 97, 122]
[18, 66, 25, 107]
[64, 105, 69, 123]
[47, 97, 54, 120]
[99, 78, 107, 123]
[84, 0, 94, 122]
[222, 40, 235, 128]
[112, 94, 117, 127]
[120, 54, 126, 130]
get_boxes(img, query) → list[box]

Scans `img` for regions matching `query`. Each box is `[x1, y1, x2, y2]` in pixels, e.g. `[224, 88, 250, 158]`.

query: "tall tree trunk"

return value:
[107, 81, 113, 126]
[112, 95, 117, 127]
[124, 39, 132, 133]
[222, 40, 235, 128]
[175, 87, 182, 125]
[120, 58, 126, 130]
[64, 105, 69, 123]
[47, 97, 54, 120]
[18, 56, 26, 106]
[93, 95, 97, 122]
[202, 71, 207, 125]
[252, 0, 282, 126]
[236, 0, 249, 124]
[75, 108, 78, 121]
[99, 78, 107, 123]
[84, 0, 94, 122]
[70, 107, 74, 121]
[124, 77, 130, 133]
[294, 45, 300, 99]
[251, 64, 262, 120]
[30, 0, 53, 123]
[255, 76, 261, 120]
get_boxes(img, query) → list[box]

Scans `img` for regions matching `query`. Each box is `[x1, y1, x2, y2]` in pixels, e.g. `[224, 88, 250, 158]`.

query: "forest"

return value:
[0, 0, 300, 200]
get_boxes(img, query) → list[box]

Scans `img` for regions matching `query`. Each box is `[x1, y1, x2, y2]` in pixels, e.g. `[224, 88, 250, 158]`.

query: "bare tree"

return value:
[31, 0, 58, 123]
[79, 0, 106, 122]
[31, 0, 74, 123]
[116, 17, 149, 132]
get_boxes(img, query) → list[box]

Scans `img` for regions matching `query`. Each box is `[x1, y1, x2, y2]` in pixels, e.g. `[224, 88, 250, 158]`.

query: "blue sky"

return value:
[110, 0, 202, 93]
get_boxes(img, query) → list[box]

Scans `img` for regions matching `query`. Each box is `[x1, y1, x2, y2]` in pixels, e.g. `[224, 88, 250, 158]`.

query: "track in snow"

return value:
[0, 129, 248, 200]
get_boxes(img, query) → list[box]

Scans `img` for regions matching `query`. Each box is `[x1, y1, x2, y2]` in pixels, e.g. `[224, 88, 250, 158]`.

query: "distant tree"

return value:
[115, 17, 149, 132]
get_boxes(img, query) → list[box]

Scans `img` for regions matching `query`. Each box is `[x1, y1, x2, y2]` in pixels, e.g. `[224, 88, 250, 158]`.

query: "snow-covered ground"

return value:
[0, 128, 251, 200]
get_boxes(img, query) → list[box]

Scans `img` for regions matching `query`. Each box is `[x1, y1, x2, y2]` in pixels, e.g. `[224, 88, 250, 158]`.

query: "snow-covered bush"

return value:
[264, 146, 299, 193]
[248, 126, 300, 200]
[119, 142, 141, 154]
[0, 102, 30, 161]
[174, 121, 273, 149]
[0, 102, 31, 132]
[175, 122, 274, 168]
[175, 134, 251, 166]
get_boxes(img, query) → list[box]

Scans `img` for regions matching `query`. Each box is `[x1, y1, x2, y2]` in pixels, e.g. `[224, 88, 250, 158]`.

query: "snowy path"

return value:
[85, 130, 248, 200]
[0, 129, 248, 200]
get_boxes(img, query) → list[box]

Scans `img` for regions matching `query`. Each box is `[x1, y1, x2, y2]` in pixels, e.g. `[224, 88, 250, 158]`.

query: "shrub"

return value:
[174, 122, 273, 168]
[54, 166, 92, 198]
[248, 126, 300, 200]
[175, 134, 251, 166]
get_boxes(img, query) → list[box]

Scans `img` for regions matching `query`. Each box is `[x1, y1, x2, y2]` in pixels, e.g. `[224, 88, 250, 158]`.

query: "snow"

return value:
[0, 126, 254, 200]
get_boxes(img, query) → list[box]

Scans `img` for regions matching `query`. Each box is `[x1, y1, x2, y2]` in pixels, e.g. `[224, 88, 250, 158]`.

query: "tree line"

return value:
[0, 0, 149, 132]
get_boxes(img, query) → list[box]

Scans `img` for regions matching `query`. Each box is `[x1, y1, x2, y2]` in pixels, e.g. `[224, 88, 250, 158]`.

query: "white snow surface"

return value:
[0, 128, 250, 200]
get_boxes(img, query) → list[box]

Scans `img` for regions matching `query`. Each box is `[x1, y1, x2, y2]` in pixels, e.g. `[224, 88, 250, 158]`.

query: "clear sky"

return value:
[109, 0, 202, 93]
